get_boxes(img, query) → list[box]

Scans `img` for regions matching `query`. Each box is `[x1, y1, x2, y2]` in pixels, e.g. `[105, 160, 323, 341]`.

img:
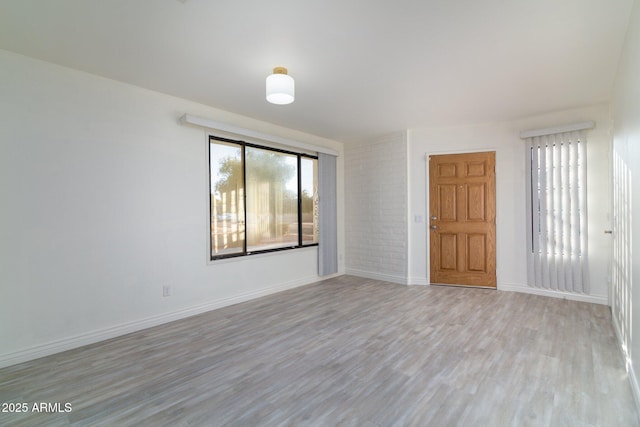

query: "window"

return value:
[525, 130, 589, 292]
[209, 136, 318, 259]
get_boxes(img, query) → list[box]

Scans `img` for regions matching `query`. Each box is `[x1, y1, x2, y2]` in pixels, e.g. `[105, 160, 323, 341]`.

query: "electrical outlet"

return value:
[162, 286, 171, 297]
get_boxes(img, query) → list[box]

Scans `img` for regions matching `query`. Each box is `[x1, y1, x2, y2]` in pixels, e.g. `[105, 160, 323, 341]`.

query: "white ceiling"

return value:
[0, 0, 634, 142]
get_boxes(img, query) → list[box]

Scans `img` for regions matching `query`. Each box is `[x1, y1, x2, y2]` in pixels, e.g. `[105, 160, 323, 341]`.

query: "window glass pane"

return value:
[532, 141, 584, 256]
[210, 140, 245, 257]
[245, 147, 298, 251]
[301, 157, 318, 245]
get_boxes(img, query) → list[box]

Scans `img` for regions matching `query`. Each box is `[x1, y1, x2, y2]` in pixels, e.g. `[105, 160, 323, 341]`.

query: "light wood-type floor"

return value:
[1, 275, 638, 426]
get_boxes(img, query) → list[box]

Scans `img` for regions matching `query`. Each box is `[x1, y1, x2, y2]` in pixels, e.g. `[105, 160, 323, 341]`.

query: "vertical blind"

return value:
[524, 130, 589, 293]
[318, 153, 338, 276]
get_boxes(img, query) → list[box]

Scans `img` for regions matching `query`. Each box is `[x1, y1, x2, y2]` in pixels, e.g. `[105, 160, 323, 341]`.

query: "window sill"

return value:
[206, 244, 318, 266]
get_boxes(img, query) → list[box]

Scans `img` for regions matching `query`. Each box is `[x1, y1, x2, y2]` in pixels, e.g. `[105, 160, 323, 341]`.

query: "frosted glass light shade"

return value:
[266, 67, 294, 105]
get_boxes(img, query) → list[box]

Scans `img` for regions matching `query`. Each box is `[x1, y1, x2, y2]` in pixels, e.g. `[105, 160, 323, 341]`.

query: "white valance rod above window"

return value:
[519, 121, 595, 139]
[180, 113, 339, 156]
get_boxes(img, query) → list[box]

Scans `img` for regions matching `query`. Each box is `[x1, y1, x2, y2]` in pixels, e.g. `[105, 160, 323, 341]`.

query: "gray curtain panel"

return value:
[318, 153, 338, 276]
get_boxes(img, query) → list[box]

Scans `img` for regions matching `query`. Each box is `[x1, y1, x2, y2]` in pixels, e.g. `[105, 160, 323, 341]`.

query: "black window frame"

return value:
[209, 135, 318, 260]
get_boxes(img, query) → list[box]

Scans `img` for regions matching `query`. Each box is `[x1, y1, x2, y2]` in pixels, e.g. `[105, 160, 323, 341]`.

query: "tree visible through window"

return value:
[209, 136, 318, 259]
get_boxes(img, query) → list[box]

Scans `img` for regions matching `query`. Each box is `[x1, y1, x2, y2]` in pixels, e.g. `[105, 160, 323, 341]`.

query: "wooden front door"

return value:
[429, 151, 496, 287]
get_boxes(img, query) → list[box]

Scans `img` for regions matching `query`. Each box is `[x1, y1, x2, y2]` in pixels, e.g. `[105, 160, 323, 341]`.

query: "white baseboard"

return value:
[499, 282, 608, 305]
[612, 312, 640, 415]
[0, 275, 320, 369]
[629, 362, 640, 418]
[346, 268, 409, 285]
[408, 276, 429, 286]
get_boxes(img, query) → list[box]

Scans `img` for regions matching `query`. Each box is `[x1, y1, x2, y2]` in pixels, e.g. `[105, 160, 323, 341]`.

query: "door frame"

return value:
[425, 148, 499, 287]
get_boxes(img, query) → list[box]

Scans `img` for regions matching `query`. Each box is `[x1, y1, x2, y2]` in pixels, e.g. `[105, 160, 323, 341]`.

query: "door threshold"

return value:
[430, 283, 496, 290]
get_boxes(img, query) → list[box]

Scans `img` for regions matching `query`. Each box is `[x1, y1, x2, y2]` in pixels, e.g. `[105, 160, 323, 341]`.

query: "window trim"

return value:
[209, 135, 318, 261]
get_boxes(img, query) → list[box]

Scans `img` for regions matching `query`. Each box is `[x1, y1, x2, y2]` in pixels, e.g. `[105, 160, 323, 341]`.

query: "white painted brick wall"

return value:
[345, 132, 408, 283]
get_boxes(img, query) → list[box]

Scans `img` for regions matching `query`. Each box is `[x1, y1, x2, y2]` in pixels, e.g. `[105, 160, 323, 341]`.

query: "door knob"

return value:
[431, 216, 437, 220]
[431, 225, 437, 230]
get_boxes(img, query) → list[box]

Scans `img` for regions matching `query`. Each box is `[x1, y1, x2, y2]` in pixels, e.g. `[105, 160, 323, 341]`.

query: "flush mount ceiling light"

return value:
[266, 67, 295, 105]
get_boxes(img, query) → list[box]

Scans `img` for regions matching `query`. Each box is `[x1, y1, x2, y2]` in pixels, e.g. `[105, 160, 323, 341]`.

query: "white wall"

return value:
[611, 0, 640, 409]
[0, 50, 345, 367]
[344, 132, 408, 284]
[407, 104, 612, 304]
